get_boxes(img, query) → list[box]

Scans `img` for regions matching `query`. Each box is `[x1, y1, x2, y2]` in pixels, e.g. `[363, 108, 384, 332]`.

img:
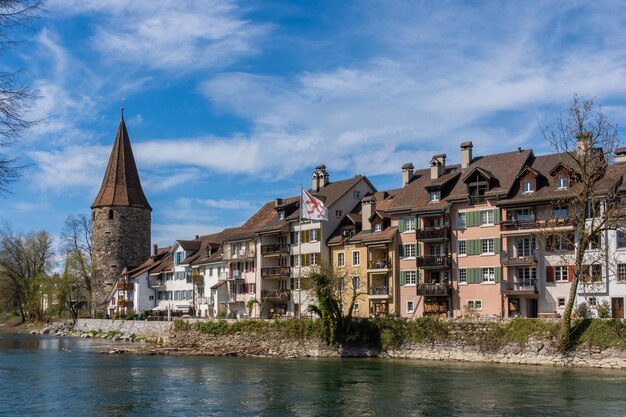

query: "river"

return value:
[1, 333, 625, 416]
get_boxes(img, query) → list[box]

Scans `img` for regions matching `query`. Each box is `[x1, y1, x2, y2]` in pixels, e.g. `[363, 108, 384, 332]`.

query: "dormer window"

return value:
[429, 191, 440, 203]
[557, 176, 568, 190]
[278, 211, 285, 220]
[353, 191, 360, 199]
[523, 180, 534, 193]
[374, 223, 382, 232]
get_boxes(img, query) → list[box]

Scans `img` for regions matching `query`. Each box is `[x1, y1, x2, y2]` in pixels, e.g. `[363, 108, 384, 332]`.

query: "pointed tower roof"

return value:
[91, 109, 152, 211]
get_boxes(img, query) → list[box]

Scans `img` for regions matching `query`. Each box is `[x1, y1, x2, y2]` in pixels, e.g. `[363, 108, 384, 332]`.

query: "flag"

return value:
[301, 188, 328, 221]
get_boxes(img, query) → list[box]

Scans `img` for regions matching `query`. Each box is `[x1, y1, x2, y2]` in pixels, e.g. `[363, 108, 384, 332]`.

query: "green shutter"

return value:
[495, 267, 502, 283]
[398, 244, 405, 259]
[493, 209, 501, 224]
[494, 238, 501, 253]
[398, 219, 405, 233]
[468, 239, 479, 255]
[400, 271, 406, 285]
[465, 212, 474, 227]
[467, 268, 476, 284]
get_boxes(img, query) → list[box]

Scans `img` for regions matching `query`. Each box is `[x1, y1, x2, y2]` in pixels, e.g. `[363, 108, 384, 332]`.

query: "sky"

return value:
[2, 0, 626, 248]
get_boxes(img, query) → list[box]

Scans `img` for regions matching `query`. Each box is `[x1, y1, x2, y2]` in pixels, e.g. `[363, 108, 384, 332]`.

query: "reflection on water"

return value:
[1, 333, 625, 416]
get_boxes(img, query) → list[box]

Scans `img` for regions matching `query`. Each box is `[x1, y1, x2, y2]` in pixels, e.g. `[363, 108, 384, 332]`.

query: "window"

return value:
[407, 301, 415, 313]
[518, 267, 536, 283]
[590, 264, 602, 282]
[517, 238, 534, 258]
[555, 266, 568, 282]
[515, 208, 535, 222]
[108, 209, 114, 220]
[293, 255, 300, 267]
[588, 234, 601, 250]
[404, 217, 416, 231]
[278, 211, 285, 220]
[149, 295, 154, 301]
[480, 210, 494, 225]
[459, 268, 467, 284]
[310, 253, 318, 265]
[617, 231, 626, 249]
[404, 244, 416, 258]
[523, 179, 534, 193]
[588, 297, 597, 306]
[457, 213, 466, 229]
[458, 240, 467, 256]
[429, 191, 440, 202]
[374, 223, 382, 232]
[187, 290, 192, 300]
[335, 210, 343, 218]
[248, 284, 256, 294]
[337, 253, 345, 267]
[310, 229, 318, 242]
[279, 280, 288, 290]
[429, 245, 441, 256]
[586, 200, 601, 219]
[482, 267, 495, 282]
[354, 303, 360, 312]
[353, 191, 360, 199]
[467, 300, 482, 310]
[618, 264, 626, 282]
[558, 298, 566, 308]
[352, 251, 360, 266]
[469, 184, 487, 205]
[405, 270, 417, 285]
[352, 276, 361, 291]
[554, 235, 569, 251]
[481, 238, 494, 254]
[554, 206, 568, 218]
[557, 176, 568, 190]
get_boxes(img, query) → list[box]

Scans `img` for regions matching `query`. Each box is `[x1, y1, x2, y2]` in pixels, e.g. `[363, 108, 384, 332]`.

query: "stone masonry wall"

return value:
[75, 319, 171, 336]
[91, 206, 151, 311]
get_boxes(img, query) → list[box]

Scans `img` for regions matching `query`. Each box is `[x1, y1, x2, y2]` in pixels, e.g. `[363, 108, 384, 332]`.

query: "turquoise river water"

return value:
[1, 333, 626, 416]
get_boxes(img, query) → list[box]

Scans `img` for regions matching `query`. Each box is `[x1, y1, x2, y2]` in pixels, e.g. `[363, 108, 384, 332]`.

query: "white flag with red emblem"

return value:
[301, 188, 328, 221]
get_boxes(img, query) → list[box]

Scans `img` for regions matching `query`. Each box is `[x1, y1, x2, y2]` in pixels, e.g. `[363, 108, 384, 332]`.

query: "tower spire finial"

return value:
[120, 106, 125, 121]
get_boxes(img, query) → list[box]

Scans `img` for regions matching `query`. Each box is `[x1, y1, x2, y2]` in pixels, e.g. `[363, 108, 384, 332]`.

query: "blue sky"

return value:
[2, 0, 626, 248]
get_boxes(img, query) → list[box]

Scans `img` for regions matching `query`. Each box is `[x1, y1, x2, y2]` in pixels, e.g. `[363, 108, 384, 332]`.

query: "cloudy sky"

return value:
[2, 0, 626, 246]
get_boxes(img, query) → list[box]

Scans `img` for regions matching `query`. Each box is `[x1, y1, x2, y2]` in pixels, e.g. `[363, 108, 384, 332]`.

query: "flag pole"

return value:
[298, 184, 302, 319]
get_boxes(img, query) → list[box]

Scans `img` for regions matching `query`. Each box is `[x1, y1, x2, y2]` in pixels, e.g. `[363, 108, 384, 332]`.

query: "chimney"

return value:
[275, 198, 283, 207]
[401, 163, 414, 187]
[576, 131, 593, 155]
[430, 154, 446, 180]
[152, 244, 158, 257]
[195, 235, 199, 240]
[312, 164, 329, 192]
[461, 141, 473, 169]
[361, 196, 376, 232]
[616, 147, 626, 164]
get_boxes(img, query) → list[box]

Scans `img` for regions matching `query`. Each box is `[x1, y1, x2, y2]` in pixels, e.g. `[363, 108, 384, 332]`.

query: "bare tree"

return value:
[0, 227, 53, 322]
[540, 95, 622, 348]
[0, 0, 43, 195]
[60, 214, 93, 311]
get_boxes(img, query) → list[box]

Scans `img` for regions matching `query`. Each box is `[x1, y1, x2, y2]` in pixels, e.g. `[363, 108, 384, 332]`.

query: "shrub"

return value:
[595, 301, 610, 319]
[575, 302, 591, 319]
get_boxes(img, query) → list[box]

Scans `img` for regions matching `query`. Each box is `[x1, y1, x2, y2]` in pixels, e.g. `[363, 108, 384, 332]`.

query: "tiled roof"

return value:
[389, 166, 460, 212]
[352, 226, 397, 244]
[91, 116, 151, 210]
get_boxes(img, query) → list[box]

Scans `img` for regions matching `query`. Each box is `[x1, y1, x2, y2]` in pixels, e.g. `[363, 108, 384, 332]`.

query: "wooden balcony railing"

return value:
[261, 290, 291, 300]
[369, 287, 389, 296]
[416, 255, 451, 269]
[416, 226, 450, 241]
[116, 282, 132, 290]
[368, 260, 390, 269]
[505, 279, 538, 294]
[261, 244, 290, 255]
[416, 283, 449, 297]
[261, 267, 291, 278]
[501, 217, 574, 231]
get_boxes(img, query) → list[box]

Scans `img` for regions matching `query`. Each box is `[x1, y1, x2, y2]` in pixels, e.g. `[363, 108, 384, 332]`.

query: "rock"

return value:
[29, 330, 39, 335]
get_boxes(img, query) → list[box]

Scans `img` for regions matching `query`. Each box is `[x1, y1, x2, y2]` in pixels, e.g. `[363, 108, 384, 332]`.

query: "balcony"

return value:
[416, 283, 449, 297]
[226, 248, 256, 260]
[229, 270, 243, 280]
[503, 254, 537, 266]
[196, 296, 214, 305]
[116, 282, 133, 291]
[504, 279, 538, 295]
[368, 260, 390, 271]
[261, 244, 290, 256]
[416, 226, 450, 242]
[501, 217, 574, 231]
[116, 299, 133, 307]
[261, 267, 291, 279]
[468, 195, 486, 206]
[416, 255, 451, 269]
[262, 290, 291, 300]
[218, 272, 229, 281]
[368, 287, 391, 299]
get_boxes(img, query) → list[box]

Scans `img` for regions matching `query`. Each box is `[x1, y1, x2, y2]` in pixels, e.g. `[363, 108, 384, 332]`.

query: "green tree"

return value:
[60, 214, 93, 312]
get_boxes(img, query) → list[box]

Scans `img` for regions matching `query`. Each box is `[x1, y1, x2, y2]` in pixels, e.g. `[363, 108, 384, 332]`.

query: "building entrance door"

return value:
[612, 297, 624, 319]
[527, 299, 538, 318]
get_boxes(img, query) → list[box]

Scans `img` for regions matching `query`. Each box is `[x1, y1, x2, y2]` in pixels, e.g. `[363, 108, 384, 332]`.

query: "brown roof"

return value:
[352, 226, 397, 244]
[389, 166, 460, 212]
[91, 115, 151, 210]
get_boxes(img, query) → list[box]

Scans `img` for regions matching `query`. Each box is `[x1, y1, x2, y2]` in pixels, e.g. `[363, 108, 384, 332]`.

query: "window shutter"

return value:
[568, 265, 576, 282]
[467, 268, 475, 284]
[400, 271, 406, 285]
[468, 211, 479, 227]
[494, 238, 501, 253]
[495, 267, 502, 283]
[399, 244, 405, 259]
[243, 283, 248, 293]
[493, 209, 501, 224]
[398, 219, 405, 233]
[469, 240, 480, 255]
[546, 266, 554, 283]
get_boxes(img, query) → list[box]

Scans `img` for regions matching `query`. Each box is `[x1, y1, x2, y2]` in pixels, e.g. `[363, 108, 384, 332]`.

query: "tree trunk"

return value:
[561, 247, 585, 349]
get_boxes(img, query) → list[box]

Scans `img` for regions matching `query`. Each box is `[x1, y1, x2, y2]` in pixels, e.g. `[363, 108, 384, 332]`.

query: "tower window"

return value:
[108, 209, 114, 220]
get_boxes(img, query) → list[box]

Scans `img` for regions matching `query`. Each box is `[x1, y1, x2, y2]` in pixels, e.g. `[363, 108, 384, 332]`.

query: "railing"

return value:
[117, 299, 133, 307]
[369, 287, 389, 296]
[262, 290, 291, 300]
[469, 195, 486, 206]
[507, 279, 538, 293]
[416, 226, 450, 241]
[226, 248, 256, 260]
[116, 282, 132, 290]
[503, 253, 537, 265]
[416, 255, 451, 268]
[261, 244, 290, 255]
[196, 296, 213, 305]
[416, 283, 449, 297]
[368, 260, 390, 269]
[261, 267, 291, 278]
[230, 270, 242, 279]
[218, 272, 229, 281]
[501, 217, 574, 231]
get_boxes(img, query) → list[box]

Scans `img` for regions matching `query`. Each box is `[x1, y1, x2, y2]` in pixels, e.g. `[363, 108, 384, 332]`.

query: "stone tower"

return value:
[91, 109, 152, 313]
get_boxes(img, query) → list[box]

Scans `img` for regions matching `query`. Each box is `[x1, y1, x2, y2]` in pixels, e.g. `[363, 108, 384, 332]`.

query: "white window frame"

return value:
[457, 212, 466, 229]
[404, 217, 416, 232]
[557, 176, 568, 190]
[310, 229, 318, 242]
[618, 264, 626, 282]
[407, 300, 415, 313]
[481, 238, 494, 254]
[482, 267, 495, 283]
[405, 270, 417, 285]
[480, 210, 494, 226]
[352, 276, 361, 291]
[458, 240, 467, 256]
[337, 253, 345, 267]
[404, 244, 416, 258]
[429, 191, 440, 203]
[557, 298, 566, 308]
[374, 223, 382, 232]
[310, 253, 319, 266]
[352, 251, 360, 266]
[458, 268, 467, 284]
[467, 299, 483, 310]
[555, 266, 568, 282]
[523, 179, 534, 193]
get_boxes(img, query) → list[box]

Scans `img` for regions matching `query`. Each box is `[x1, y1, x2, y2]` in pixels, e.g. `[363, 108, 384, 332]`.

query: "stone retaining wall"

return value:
[74, 319, 172, 336]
